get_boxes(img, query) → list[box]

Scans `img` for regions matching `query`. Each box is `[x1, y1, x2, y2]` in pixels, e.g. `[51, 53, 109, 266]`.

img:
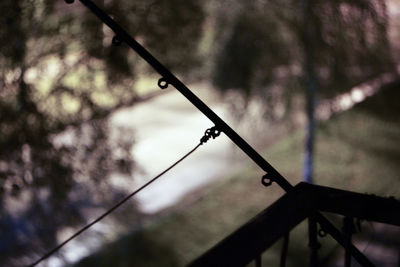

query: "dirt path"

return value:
[111, 84, 242, 213]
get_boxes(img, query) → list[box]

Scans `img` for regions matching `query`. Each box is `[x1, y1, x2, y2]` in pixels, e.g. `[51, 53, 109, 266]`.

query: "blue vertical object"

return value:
[301, 0, 318, 185]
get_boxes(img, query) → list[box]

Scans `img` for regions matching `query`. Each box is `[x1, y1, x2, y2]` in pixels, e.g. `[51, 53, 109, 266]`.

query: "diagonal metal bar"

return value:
[77, 0, 293, 192]
[315, 214, 374, 267]
[72, 1, 375, 266]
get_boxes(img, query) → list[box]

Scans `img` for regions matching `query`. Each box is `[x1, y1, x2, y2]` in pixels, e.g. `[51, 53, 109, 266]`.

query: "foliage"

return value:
[212, 0, 395, 119]
[0, 0, 205, 265]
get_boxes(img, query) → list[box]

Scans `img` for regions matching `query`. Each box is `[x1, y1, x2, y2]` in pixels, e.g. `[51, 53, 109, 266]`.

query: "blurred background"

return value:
[0, 0, 399, 266]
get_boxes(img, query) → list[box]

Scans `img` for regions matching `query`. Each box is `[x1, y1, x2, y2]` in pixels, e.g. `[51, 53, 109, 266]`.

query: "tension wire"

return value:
[28, 126, 220, 267]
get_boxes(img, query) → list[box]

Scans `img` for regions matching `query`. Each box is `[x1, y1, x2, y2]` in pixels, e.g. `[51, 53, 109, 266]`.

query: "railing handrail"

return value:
[188, 183, 400, 267]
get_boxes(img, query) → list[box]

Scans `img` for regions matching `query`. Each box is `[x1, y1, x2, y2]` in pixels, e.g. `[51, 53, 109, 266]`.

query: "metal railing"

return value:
[188, 182, 400, 267]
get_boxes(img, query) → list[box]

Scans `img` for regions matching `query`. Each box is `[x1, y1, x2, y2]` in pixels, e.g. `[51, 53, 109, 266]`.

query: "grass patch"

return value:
[76, 85, 400, 267]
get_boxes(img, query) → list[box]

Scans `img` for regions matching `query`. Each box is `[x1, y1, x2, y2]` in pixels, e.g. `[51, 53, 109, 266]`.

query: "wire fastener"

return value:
[158, 77, 169, 89]
[200, 126, 221, 145]
[261, 174, 273, 187]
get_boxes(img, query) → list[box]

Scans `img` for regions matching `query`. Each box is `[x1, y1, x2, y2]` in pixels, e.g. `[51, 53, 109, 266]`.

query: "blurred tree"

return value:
[0, 0, 204, 265]
[212, 0, 395, 182]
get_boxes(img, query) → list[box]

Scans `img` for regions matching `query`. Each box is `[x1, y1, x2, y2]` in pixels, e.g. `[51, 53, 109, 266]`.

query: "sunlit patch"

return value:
[61, 93, 81, 113]
[338, 95, 352, 110]
[24, 68, 38, 84]
[65, 52, 81, 66]
[351, 89, 365, 103]
[4, 68, 22, 85]
[316, 72, 399, 120]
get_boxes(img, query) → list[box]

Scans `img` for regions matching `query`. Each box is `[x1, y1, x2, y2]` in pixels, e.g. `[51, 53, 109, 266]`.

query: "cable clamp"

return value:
[200, 126, 221, 145]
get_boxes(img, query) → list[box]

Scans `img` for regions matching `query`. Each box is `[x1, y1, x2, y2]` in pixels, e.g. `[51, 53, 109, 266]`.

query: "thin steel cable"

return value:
[28, 142, 204, 267]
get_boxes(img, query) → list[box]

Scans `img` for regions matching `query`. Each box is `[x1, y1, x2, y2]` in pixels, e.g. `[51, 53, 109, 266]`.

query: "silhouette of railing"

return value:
[188, 182, 400, 267]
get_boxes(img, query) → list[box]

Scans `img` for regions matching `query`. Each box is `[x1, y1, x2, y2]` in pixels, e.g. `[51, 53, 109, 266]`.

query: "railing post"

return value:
[343, 216, 354, 267]
[308, 214, 319, 267]
[280, 233, 290, 267]
[254, 254, 262, 267]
